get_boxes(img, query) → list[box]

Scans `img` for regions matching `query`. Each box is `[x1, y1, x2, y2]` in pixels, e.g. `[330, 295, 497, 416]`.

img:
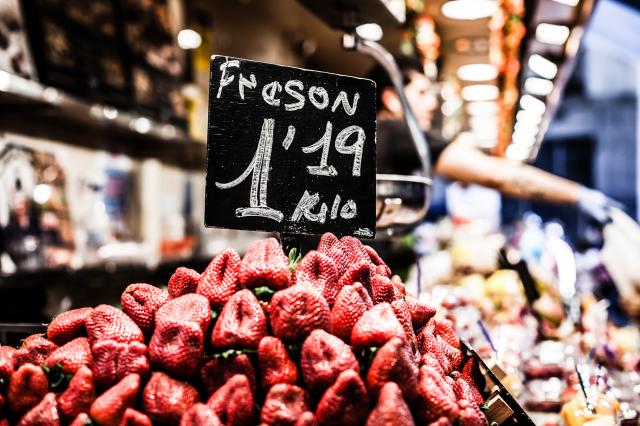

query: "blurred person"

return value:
[369, 57, 620, 223]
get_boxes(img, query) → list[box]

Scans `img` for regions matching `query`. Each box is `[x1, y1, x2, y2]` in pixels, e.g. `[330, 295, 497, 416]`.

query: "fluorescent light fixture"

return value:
[516, 109, 543, 125]
[525, 77, 554, 96]
[461, 84, 499, 101]
[520, 94, 546, 115]
[505, 144, 531, 161]
[441, 0, 498, 20]
[177, 29, 202, 50]
[551, 0, 579, 6]
[466, 101, 498, 116]
[528, 55, 558, 79]
[356, 23, 383, 41]
[457, 63, 498, 81]
[535, 23, 570, 45]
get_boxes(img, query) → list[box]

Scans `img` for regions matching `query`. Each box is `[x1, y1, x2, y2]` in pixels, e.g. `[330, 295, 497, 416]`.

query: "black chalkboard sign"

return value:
[205, 56, 376, 238]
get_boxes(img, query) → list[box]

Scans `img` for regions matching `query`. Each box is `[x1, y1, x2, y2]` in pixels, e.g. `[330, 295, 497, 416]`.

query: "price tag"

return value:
[205, 56, 376, 238]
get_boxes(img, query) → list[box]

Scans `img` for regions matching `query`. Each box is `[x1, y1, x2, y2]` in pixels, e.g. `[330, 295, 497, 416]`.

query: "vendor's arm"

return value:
[434, 133, 581, 205]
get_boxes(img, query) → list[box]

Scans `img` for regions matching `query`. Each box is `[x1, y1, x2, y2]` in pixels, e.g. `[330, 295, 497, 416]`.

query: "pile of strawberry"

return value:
[0, 233, 488, 426]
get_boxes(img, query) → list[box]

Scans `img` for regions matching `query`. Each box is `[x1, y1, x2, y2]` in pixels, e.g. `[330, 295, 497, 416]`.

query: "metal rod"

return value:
[344, 35, 432, 180]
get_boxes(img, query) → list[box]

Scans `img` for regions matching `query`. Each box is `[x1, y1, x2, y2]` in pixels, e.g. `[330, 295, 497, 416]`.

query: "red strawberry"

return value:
[420, 353, 445, 377]
[329, 283, 372, 343]
[47, 308, 93, 345]
[317, 233, 348, 276]
[200, 353, 257, 396]
[416, 366, 459, 423]
[57, 366, 95, 422]
[206, 374, 255, 426]
[364, 245, 391, 277]
[458, 399, 487, 426]
[461, 358, 484, 392]
[238, 238, 290, 290]
[180, 404, 222, 426]
[434, 319, 461, 350]
[168, 268, 201, 299]
[418, 329, 451, 374]
[366, 382, 415, 426]
[391, 299, 418, 354]
[295, 412, 317, 426]
[121, 284, 169, 336]
[119, 408, 152, 426]
[258, 336, 298, 390]
[0, 346, 15, 381]
[85, 305, 144, 344]
[17, 392, 59, 426]
[270, 286, 330, 343]
[89, 374, 140, 426]
[427, 418, 452, 426]
[404, 296, 436, 330]
[300, 330, 359, 396]
[13, 336, 58, 368]
[315, 369, 369, 426]
[8, 364, 49, 416]
[210, 289, 267, 351]
[350, 303, 406, 350]
[391, 275, 406, 295]
[370, 275, 400, 304]
[142, 372, 200, 425]
[260, 384, 310, 426]
[0, 419, 7, 426]
[416, 320, 436, 355]
[91, 339, 149, 389]
[317, 233, 340, 253]
[149, 294, 211, 378]
[69, 413, 91, 426]
[43, 337, 91, 375]
[293, 251, 339, 306]
[197, 249, 241, 309]
[453, 375, 484, 406]
[366, 337, 418, 401]
[336, 260, 374, 293]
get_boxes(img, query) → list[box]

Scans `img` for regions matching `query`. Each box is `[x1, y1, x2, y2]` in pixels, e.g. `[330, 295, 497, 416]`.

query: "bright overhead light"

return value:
[525, 77, 554, 96]
[461, 84, 499, 101]
[132, 117, 152, 134]
[551, 0, 579, 6]
[177, 29, 202, 49]
[528, 55, 558, 79]
[516, 109, 543, 125]
[466, 101, 498, 116]
[457, 63, 498, 81]
[535, 23, 570, 45]
[520, 94, 546, 115]
[441, 0, 498, 20]
[356, 23, 383, 41]
[505, 144, 531, 161]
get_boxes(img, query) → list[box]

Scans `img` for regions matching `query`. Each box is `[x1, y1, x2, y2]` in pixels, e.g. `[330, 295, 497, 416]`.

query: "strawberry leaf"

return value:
[43, 363, 72, 392]
[253, 286, 275, 301]
[288, 247, 302, 272]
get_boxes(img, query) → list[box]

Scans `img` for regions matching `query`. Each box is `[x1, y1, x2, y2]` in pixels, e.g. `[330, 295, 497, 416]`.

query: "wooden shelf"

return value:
[0, 71, 206, 170]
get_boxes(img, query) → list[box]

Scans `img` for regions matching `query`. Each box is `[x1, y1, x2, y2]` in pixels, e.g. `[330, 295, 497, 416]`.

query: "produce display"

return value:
[0, 234, 491, 426]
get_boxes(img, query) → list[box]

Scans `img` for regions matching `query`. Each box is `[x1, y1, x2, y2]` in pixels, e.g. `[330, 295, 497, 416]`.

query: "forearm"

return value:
[435, 139, 581, 205]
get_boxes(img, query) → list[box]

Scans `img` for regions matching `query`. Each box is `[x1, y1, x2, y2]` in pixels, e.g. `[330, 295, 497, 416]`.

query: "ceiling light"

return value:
[505, 144, 531, 161]
[520, 94, 546, 115]
[177, 29, 202, 50]
[528, 55, 558, 79]
[457, 63, 499, 81]
[461, 84, 499, 101]
[355, 23, 383, 41]
[535, 23, 570, 45]
[551, 0, 579, 6]
[466, 101, 498, 116]
[525, 77, 554, 96]
[132, 117, 152, 134]
[516, 109, 543, 125]
[441, 0, 498, 20]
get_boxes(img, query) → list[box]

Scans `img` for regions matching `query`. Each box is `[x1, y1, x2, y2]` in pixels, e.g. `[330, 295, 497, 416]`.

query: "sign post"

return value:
[205, 56, 377, 242]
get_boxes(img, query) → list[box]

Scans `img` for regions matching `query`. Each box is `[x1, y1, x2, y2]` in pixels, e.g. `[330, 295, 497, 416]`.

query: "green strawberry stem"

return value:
[214, 348, 258, 359]
[253, 286, 276, 301]
[288, 247, 302, 272]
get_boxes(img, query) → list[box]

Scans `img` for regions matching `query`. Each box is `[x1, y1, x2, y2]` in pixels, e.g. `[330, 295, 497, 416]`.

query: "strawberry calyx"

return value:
[358, 346, 379, 372]
[41, 362, 73, 392]
[253, 286, 276, 301]
[288, 247, 302, 272]
[213, 348, 257, 360]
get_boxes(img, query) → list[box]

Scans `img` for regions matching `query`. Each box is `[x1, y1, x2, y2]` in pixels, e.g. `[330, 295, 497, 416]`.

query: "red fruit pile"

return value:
[0, 234, 488, 425]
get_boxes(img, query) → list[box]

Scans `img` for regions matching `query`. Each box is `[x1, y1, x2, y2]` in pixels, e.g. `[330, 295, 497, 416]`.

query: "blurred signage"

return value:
[205, 56, 376, 237]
